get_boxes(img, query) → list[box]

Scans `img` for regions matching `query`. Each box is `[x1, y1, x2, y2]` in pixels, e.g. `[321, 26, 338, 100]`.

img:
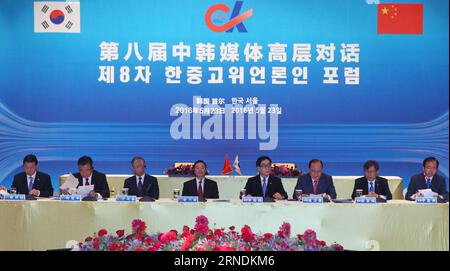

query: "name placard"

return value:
[355, 197, 377, 204]
[115, 195, 137, 202]
[242, 197, 263, 203]
[2, 194, 26, 201]
[416, 197, 437, 204]
[60, 195, 82, 201]
[177, 196, 199, 203]
[302, 196, 323, 203]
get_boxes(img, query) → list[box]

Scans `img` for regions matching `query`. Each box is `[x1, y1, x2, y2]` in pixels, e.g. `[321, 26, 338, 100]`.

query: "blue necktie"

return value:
[369, 182, 374, 193]
[426, 178, 431, 189]
[28, 176, 33, 192]
[262, 178, 267, 197]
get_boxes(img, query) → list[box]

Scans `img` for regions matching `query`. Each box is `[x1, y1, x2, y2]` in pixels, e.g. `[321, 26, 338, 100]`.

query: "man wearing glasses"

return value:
[243, 156, 288, 200]
[351, 160, 392, 200]
[293, 159, 337, 200]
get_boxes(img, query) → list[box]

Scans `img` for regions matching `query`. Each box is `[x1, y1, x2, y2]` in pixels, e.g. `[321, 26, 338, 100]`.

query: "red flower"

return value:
[214, 229, 223, 237]
[194, 223, 209, 235]
[181, 231, 190, 239]
[263, 233, 273, 240]
[241, 225, 255, 242]
[315, 240, 326, 246]
[229, 226, 235, 231]
[134, 247, 144, 251]
[152, 242, 162, 250]
[181, 235, 195, 251]
[108, 243, 118, 251]
[98, 229, 108, 237]
[85, 236, 93, 242]
[144, 237, 153, 245]
[160, 231, 177, 243]
[183, 225, 190, 233]
[212, 245, 236, 251]
[92, 239, 99, 250]
[131, 219, 147, 234]
[116, 230, 124, 237]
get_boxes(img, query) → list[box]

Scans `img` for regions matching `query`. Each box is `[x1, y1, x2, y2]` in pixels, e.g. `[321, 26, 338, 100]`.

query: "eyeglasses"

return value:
[259, 164, 271, 169]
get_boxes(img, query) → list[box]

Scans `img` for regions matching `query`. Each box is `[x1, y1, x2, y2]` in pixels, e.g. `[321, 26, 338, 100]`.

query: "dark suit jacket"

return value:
[351, 176, 392, 200]
[123, 174, 159, 199]
[12, 171, 53, 197]
[244, 175, 288, 199]
[74, 170, 110, 198]
[405, 173, 448, 202]
[293, 173, 337, 199]
[182, 178, 219, 199]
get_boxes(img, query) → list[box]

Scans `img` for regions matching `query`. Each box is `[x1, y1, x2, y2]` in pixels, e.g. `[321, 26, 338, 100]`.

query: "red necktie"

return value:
[197, 180, 204, 198]
[313, 178, 318, 194]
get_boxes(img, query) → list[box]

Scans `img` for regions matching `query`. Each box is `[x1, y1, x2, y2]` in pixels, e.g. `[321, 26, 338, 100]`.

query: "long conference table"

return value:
[60, 175, 405, 200]
[0, 198, 448, 251]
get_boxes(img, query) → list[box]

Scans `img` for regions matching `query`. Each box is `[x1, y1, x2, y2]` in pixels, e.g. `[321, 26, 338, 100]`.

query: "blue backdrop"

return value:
[0, 0, 448, 190]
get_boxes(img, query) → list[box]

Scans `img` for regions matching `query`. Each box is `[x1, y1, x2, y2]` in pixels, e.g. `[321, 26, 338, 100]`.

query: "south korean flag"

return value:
[34, 1, 80, 33]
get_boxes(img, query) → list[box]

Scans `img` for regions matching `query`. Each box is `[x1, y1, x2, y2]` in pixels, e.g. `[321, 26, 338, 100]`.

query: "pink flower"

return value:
[195, 215, 209, 226]
[116, 230, 124, 237]
[277, 222, 291, 238]
[194, 215, 210, 235]
[98, 229, 108, 237]
[302, 229, 317, 243]
[131, 219, 147, 234]
[263, 233, 273, 240]
[331, 243, 344, 251]
[241, 225, 255, 242]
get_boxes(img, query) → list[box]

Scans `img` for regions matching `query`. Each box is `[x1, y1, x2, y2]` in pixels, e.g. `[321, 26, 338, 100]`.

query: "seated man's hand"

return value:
[88, 190, 99, 198]
[0, 185, 7, 191]
[60, 188, 70, 195]
[368, 192, 379, 198]
[29, 189, 40, 196]
[273, 192, 283, 200]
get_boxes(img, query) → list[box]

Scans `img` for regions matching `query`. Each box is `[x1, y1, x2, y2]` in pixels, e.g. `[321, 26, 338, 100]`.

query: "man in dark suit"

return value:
[123, 156, 159, 199]
[73, 156, 110, 198]
[293, 159, 337, 200]
[244, 156, 288, 200]
[405, 157, 448, 202]
[351, 160, 392, 200]
[9, 154, 53, 197]
[182, 160, 219, 199]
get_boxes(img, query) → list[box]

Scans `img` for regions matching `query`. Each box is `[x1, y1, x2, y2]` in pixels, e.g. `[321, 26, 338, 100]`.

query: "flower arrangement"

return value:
[164, 163, 196, 176]
[270, 164, 303, 177]
[77, 216, 343, 251]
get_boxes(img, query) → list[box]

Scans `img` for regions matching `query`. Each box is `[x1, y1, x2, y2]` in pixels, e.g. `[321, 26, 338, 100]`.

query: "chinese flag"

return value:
[222, 155, 233, 175]
[377, 3, 423, 34]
